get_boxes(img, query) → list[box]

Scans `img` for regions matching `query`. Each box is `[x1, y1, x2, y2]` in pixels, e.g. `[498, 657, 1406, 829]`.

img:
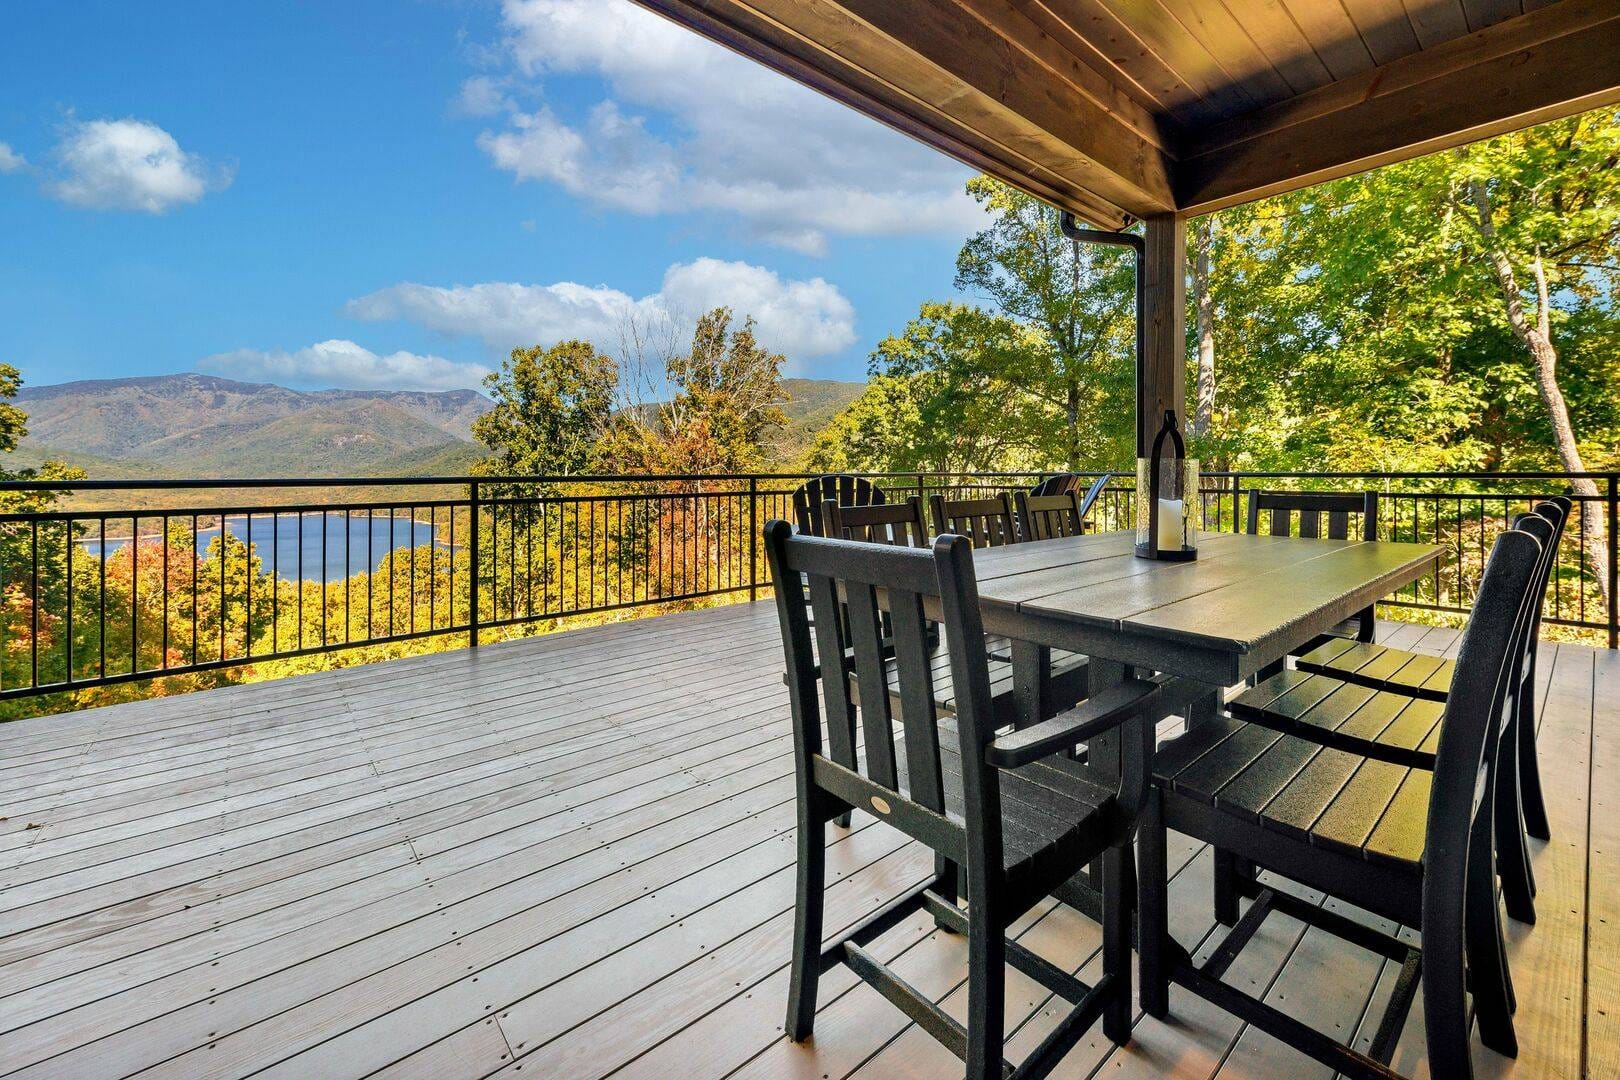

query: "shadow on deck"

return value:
[0, 602, 1613, 1078]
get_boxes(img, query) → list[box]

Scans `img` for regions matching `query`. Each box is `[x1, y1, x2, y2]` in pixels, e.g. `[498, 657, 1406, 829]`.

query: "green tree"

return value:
[1193, 112, 1619, 597]
[472, 340, 618, 481]
[607, 307, 789, 473]
[954, 176, 1136, 469]
[821, 305, 1055, 473]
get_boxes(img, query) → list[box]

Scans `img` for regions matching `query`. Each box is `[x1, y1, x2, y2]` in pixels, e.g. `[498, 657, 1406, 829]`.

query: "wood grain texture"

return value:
[1179, 0, 1620, 211]
[0, 609, 1609, 1077]
[968, 530, 1438, 684]
[632, 0, 1613, 225]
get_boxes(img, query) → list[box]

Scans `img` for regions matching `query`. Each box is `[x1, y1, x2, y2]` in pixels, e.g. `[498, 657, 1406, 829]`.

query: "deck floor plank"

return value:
[0, 608, 1609, 1078]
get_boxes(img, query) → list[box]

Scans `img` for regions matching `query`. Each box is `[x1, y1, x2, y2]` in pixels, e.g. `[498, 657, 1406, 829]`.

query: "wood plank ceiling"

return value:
[633, 0, 1620, 225]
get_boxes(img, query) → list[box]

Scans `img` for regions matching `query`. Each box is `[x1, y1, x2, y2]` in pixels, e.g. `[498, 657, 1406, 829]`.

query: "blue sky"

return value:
[0, 0, 986, 394]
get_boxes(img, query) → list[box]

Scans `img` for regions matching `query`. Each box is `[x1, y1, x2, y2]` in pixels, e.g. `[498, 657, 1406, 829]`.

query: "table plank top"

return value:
[968, 530, 1441, 683]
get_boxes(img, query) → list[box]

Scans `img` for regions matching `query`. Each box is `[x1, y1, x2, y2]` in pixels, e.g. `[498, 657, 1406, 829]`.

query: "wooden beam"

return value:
[1177, 0, 1620, 213]
[632, 0, 1177, 225]
[1139, 214, 1186, 458]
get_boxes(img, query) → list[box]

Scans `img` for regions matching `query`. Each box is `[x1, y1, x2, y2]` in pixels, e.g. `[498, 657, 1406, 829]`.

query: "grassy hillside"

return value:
[17, 373, 490, 479]
[766, 378, 865, 466]
[13, 373, 864, 500]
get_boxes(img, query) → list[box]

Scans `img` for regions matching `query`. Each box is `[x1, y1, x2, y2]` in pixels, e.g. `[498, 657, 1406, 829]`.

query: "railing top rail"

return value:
[4, 467, 1619, 495]
[0, 470, 1079, 493]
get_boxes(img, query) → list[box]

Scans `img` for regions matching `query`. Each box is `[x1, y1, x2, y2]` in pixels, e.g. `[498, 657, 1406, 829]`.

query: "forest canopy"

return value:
[811, 111, 1620, 482]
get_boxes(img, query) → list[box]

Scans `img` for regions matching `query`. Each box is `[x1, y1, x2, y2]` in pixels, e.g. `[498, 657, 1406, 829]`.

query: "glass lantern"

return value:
[1135, 410, 1199, 561]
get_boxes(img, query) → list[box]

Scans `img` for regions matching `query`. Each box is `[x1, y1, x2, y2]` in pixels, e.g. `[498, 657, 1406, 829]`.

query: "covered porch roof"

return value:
[632, 0, 1620, 227]
[629, 0, 1620, 453]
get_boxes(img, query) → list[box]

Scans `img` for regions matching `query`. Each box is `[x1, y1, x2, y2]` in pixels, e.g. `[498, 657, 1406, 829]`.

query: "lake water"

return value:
[80, 512, 445, 583]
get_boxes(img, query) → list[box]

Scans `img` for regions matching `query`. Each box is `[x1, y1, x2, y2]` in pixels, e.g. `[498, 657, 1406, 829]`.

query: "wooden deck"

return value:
[0, 601, 1612, 1078]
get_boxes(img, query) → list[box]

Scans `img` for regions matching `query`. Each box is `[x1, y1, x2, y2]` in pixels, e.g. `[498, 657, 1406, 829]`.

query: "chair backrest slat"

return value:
[792, 474, 884, 536]
[825, 496, 929, 548]
[1029, 472, 1083, 497]
[804, 570, 859, 773]
[1528, 498, 1571, 645]
[1015, 490, 1085, 541]
[842, 578, 900, 789]
[887, 589, 945, 812]
[764, 520, 996, 850]
[1246, 490, 1378, 542]
[929, 492, 1018, 547]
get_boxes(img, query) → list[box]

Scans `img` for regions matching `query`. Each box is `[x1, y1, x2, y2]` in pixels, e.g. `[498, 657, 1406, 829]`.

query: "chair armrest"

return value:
[985, 679, 1161, 769]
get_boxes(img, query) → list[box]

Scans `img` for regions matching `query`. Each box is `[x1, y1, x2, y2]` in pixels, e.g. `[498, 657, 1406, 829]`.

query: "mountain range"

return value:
[15, 372, 865, 478]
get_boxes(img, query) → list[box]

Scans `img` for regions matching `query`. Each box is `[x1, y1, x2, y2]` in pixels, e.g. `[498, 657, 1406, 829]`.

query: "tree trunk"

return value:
[1191, 217, 1216, 442]
[1468, 181, 1610, 609]
[1065, 381, 1080, 472]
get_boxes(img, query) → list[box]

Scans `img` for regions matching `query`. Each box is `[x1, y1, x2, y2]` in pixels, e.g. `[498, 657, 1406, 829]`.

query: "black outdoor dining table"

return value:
[967, 528, 1442, 692]
[942, 527, 1443, 920]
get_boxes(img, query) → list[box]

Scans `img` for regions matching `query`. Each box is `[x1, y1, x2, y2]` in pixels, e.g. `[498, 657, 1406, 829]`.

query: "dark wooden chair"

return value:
[824, 495, 1089, 729]
[791, 474, 884, 537]
[1015, 489, 1086, 541]
[1295, 496, 1568, 833]
[765, 520, 1160, 1079]
[1031, 472, 1113, 529]
[1256, 499, 1571, 925]
[1139, 526, 1542, 1079]
[1028, 472, 1084, 497]
[929, 491, 1019, 547]
[928, 491, 1091, 714]
[824, 495, 929, 548]
[1245, 490, 1380, 669]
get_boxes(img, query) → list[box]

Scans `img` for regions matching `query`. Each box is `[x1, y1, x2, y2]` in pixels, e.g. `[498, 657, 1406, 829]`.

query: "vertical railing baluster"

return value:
[244, 511, 252, 660]
[1603, 472, 1618, 650]
[748, 477, 758, 602]
[221, 513, 229, 662]
[270, 510, 277, 656]
[30, 520, 39, 690]
[99, 517, 107, 680]
[320, 511, 328, 648]
[66, 517, 74, 686]
[347, 508, 354, 644]
[192, 515, 200, 665]
[468, 480, 480, 648]
[296, 511, 304, 651]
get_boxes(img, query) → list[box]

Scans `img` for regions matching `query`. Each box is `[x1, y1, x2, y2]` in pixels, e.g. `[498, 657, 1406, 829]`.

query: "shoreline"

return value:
[73, 509, 449, 547]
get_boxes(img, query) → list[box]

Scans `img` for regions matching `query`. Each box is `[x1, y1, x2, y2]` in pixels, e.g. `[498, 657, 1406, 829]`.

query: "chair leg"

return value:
[1494, 729, 1537, 924]
[1253, 658, 1286, 686]
[1465, 815, 1518, 1058]
[1422, 893, 1476, 1080]
[1213, 848, 1242, 927]
[1138, 792, 1170, 1020]
[785, 813, 826, 1041]
[965, 886, 1006, 1080]
[1102, 842, 1133, 1044]
[1516, 674, 1551, 841]
[932, 853, 960, 932]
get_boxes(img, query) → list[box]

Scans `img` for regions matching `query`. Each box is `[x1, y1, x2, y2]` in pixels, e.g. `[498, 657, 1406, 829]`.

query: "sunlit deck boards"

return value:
[0, 602, 1612, 1078]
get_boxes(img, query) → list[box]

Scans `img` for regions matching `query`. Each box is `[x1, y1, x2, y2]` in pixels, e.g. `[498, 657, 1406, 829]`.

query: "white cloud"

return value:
[345, 257, 856, 361]
[199, 339, 492, 392]
[453, 75, 512, 117]
[0, 142, 24, 173]
[468, 0, 980, 253]
[49, 118, 229, 213]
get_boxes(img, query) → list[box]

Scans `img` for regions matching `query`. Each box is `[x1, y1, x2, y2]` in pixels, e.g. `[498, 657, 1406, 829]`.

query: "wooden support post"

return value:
[1138, 214, 1187, 457]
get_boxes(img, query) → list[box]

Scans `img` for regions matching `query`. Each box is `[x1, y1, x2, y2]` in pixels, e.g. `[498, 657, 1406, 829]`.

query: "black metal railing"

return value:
[1, 468, 1613, 704]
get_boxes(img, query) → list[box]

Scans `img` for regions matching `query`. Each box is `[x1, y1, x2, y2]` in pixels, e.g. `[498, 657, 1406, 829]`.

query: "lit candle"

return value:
[1156, 498, 1183, 552]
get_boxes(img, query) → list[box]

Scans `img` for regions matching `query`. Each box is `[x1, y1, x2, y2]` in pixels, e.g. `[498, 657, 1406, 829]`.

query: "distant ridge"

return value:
[16, 373, 491, 478]
[14, 372, 866, 478]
